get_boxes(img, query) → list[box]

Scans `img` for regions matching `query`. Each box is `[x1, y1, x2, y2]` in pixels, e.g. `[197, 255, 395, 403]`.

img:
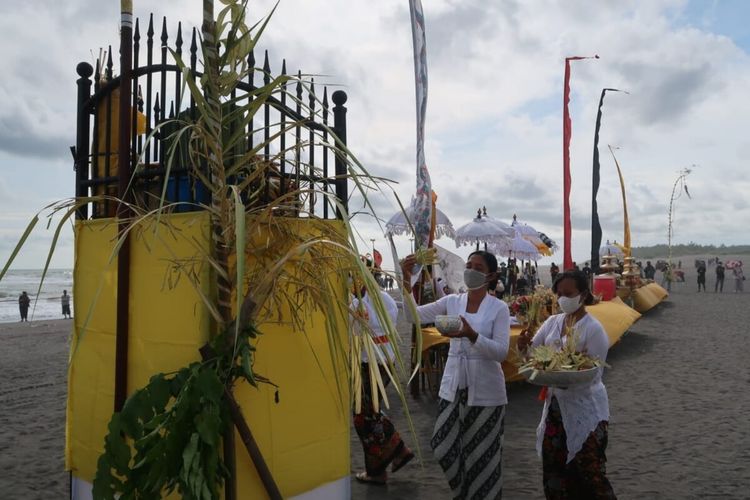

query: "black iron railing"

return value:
[74, 14, 348, 221]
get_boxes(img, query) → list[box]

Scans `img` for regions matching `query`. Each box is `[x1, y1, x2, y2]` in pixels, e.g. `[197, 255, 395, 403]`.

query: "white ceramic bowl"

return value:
[521, 367, 599, 388]
[435, 315, 462, 335]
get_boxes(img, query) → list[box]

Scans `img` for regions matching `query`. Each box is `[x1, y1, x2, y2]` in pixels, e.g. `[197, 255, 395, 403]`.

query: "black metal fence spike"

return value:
[322, 87, 329, 107]
[190, 27, 197, 52]
[147, 13, 154, 37]
[281, 59, 287, 75]
[190, 27, 198, 72]
[296, 70, 302, 97]
[161, 16, 168, 45]
[263, 50, 271, 84]
[94, 59, 101, 83]
[134, 18, 140, 43]
[176, 22, 183, 53]
[106, 45, 113, 79]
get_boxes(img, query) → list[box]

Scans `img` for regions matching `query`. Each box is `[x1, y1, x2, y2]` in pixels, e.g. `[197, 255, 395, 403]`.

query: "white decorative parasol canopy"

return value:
[490, 235, 541, 260]
[509, 214, 558, 256]
[510, 214, 540, 236]
[385, 202, 456, 240]
[599, 240, 624, 257]
[480, 213, 515, 238]
[454, 208, 513, 248]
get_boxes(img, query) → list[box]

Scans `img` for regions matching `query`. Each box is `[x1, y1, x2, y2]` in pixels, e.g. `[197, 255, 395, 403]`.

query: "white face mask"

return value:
[557, 294, 582, 314]
[464, 268, 488, 290]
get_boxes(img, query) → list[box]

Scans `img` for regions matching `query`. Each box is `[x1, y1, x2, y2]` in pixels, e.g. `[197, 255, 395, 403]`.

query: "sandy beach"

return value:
[2, 259, 749, 499]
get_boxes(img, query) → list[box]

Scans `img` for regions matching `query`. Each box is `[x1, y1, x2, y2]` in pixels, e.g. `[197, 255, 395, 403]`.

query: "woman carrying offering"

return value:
[517, 270, 616, 500]
[401, 251, 510, 500]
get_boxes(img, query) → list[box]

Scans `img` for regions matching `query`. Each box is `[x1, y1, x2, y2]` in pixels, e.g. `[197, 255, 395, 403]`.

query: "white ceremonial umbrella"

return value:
[510, 214, 559, 256]
[481, 214, 515, 238]
[385, 203, 456, 240]
[599, 240, 624, 257]
[454, 210, 513, 249]
[510, 214, 540, 235]
[509, 214, 543, 243]
[491, 235, 540, 260]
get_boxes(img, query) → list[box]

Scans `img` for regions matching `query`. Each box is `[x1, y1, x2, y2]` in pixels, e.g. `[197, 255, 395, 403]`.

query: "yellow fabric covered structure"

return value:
[66, 212, 350, 498]
[632, 283, 669, 313]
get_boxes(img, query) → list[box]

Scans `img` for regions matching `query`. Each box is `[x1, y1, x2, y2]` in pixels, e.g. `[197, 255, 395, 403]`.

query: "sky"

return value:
[1, 0, 749, 270]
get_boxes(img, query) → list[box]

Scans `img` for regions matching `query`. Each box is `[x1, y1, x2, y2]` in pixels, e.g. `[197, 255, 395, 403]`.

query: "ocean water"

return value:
[0, 269, 74, 323]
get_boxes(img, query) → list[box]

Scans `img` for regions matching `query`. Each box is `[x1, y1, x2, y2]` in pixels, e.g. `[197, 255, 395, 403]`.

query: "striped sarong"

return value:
[431, 388, 505, 499]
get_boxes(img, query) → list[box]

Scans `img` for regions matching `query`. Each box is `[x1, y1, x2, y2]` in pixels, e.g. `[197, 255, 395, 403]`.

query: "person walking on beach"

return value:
[661, 264, 672, 292]
[643, 261, 655, 280]
[498, 262, 508, 295]
[401, 251, 510, 499]
[715, 262, 725, 293]
[61, 290, 72, 318]
[18, 291, 30, 322]
[518, 270, 616, 500]
[351, 261, 414, 486]
[550, 262, 560, 284]
[733, 266, 745, 293]
[696, 262, 707, 292]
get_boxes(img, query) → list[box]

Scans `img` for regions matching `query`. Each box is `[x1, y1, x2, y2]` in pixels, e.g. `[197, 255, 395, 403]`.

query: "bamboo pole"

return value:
[114, 0, 134, 412]
[200, 345, 281, 500]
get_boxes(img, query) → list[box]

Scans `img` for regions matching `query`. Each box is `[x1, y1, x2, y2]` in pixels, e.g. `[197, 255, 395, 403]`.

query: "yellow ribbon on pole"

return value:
[609, 146, 631, 257]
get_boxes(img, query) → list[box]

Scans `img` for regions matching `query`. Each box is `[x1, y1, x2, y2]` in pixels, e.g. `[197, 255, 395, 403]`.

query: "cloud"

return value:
[1, 0, 750, 271]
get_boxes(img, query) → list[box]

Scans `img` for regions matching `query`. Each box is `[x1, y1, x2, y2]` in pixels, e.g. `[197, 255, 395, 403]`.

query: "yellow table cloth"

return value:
[632, 282, 669, 313]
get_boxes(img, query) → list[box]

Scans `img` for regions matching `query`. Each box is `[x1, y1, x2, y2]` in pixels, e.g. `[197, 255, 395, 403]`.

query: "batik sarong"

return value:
[542, 397, 616, 499]
[431, 388, 505, 499]
[353, 363, 405, 476]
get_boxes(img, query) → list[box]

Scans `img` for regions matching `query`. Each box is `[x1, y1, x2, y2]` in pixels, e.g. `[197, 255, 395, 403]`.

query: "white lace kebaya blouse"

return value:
[352, 291, 399, 364]
[531, 312, 611, 463]
[407, 293, 510, 407]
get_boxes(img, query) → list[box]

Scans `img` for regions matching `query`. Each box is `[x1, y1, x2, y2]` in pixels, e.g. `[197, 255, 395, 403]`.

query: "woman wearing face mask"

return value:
[400, 250, 510, 500]
[517, 270, 616, 500]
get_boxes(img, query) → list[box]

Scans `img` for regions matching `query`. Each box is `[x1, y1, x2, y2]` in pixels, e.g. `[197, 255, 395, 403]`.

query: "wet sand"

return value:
[0, 319, 71, 498]
[1, 259, 749, 498]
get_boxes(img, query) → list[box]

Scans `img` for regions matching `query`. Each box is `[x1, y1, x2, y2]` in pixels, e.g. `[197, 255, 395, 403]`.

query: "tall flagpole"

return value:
[408, 0, 431, 253]
[408, 0, 431, 397]
[591, 88, 625, 272]
[608, 145, 631, 256]
[562, 54, 597, 271]
[667, 167, 692, 268]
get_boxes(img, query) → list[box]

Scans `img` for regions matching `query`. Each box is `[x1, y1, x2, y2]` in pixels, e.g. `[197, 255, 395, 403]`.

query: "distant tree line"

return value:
[631, 243, 750, 259]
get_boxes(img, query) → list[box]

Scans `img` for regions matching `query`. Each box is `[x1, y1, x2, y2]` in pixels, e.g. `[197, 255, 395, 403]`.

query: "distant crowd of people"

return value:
[542, 257, 745, 294]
